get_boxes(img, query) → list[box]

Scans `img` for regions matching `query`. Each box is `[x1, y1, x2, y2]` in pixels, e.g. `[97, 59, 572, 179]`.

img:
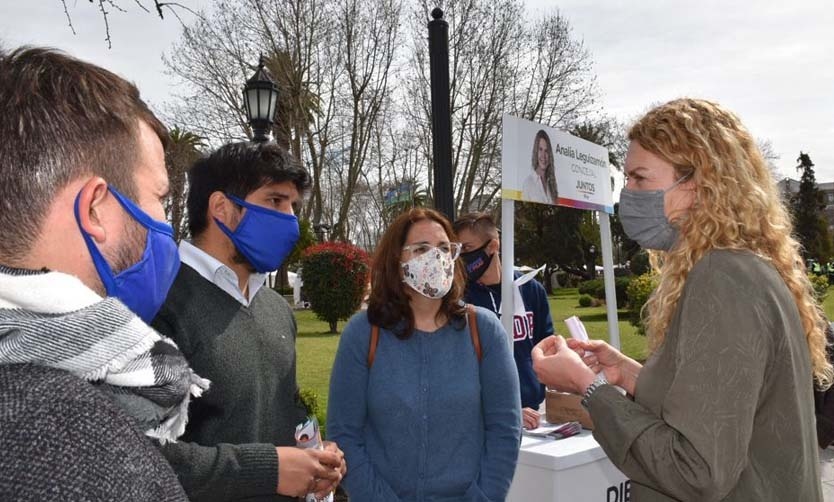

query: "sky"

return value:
[2, 0, 833, 185]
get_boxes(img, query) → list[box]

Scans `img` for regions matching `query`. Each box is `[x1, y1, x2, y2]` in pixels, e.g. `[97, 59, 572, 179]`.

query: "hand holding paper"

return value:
[295, 417, 336, 502]
[532, 335, 596, 394]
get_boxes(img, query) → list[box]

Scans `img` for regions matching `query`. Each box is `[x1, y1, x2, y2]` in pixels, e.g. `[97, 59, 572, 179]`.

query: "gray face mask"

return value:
[619, 174, 691, 251]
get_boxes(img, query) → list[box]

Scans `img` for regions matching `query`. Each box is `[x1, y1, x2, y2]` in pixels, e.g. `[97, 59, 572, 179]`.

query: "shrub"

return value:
[613, 266, 631, 277]
[578, 279, 603, 296]
[554, 271, 581, 288]
[286, 219, 317, 270]
[630, 250, 651, 276]
[576, 277, 631, 306]
[578, 294, 593, 307]
[273, 286, 293, 296]
[626, 273, 658, 335]
[809, 273, 829, 303]
[613, 276, 631, 307]
[298, 388, 327, 439]
[301, 242, 370, 333]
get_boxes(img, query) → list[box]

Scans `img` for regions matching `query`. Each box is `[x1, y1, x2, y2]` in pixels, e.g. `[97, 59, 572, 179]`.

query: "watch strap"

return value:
[581, 372, 609, 409]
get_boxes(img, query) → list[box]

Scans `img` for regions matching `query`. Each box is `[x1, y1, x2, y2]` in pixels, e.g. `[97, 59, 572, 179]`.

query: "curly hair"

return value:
[631, 98, 832, 387]
[531, 130, 558, 200]
[367, 208, 467, 339]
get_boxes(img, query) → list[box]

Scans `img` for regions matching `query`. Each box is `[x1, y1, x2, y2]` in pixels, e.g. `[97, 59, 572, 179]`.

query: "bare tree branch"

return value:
[59, 0, 201, 47]
[96, 0, 114, 49]
[61, 0, 77, 35]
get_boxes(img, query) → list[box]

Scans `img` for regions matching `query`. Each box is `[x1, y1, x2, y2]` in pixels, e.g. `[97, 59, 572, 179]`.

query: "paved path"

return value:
[822, 447, 834, 500]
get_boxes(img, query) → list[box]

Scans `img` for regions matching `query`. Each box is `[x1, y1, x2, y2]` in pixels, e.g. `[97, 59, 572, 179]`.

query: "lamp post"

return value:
[313, 223, 330, 242]
[589, 244, 597, 279]
[428, 8, 454, 220]
[243, 55, 279, 143]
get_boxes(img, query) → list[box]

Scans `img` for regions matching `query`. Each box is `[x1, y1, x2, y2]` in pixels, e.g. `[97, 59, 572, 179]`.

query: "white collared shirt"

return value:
[179, 240, 267, 307]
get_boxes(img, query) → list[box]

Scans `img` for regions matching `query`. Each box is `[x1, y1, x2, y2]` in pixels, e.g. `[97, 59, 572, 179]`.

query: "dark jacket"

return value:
[0, 363, 187, 501]
[814, 323, 834, 449]
[464, 272, 554, 409]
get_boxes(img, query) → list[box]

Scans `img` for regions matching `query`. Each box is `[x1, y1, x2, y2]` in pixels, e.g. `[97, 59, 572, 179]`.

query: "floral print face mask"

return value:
[401, 245, 456, 299]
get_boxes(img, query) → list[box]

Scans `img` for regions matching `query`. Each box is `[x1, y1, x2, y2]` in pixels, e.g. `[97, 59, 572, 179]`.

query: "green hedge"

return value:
[809, 273, 829, 303]
[298, 388, 327, 439]
[626, 273, 658, 335]
[576, 277, 632, 307]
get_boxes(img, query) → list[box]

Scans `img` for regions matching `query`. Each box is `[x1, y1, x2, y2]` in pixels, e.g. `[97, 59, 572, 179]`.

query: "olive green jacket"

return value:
[588, 250, 822, 501]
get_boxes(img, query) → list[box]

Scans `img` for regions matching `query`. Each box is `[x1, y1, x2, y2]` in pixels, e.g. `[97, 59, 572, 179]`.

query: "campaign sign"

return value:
[501, 114, 613, 214]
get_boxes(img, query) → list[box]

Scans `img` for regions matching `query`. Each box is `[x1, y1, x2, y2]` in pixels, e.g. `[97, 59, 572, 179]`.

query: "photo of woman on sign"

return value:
[521, 129, 558, 204]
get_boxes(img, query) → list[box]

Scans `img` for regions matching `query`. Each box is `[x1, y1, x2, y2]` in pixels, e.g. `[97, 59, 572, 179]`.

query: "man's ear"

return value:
[76, 177, 110, 244]
[487, 236, 501, 255]
[208, 191, 233, 227]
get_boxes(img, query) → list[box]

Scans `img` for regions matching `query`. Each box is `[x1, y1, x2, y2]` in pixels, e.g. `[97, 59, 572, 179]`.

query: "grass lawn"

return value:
[822, 289, 834, 320]
[295, 309, 342, 417]
[299, 285, 834, 421]
[547, 288, 647, 362]
[296, 287, 649, 420]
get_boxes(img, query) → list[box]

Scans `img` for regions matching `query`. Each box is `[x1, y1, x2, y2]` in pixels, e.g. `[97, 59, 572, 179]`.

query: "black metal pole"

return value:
[251, 120, 270, 143]
[428, 8, 455, 221]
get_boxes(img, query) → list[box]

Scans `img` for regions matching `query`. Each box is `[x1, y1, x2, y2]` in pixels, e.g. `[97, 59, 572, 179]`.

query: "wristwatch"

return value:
[581, 372, 609, 409]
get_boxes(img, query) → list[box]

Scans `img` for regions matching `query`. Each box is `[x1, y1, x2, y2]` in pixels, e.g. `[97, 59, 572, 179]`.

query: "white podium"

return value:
[508, 429, 631, 502]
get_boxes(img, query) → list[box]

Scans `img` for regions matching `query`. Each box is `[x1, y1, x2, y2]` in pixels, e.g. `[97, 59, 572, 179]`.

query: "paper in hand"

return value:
[564, 316, 589, 342]
[295, 416, 333, 502]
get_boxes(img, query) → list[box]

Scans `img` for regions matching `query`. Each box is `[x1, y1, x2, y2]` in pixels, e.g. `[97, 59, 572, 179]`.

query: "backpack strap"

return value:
[368, 324, 380, 368]
[467, 304, 482, 362]
[368, 306, 482, 368]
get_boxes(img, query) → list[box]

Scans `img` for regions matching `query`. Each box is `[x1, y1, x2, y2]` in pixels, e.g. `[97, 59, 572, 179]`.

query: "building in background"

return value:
[778, 178, 834, 235]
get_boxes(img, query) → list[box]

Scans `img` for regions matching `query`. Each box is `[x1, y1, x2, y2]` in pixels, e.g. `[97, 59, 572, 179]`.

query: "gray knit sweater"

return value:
[0, 364, 187, 501]
[154, 264, 308, 502]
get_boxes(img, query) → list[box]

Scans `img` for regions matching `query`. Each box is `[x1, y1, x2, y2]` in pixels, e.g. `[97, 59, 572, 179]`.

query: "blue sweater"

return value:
[327, 307, 521, 502]
[464, 275, 554, 409]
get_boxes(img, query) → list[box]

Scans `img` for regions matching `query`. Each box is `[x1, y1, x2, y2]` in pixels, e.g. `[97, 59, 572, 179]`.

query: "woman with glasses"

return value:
[327, 208, 521, 501]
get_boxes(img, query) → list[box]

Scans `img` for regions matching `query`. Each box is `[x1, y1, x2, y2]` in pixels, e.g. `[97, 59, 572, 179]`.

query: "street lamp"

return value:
[589, 244, 597, 279]
[313, 223, 330, 242]
[243, 55, 279, 143]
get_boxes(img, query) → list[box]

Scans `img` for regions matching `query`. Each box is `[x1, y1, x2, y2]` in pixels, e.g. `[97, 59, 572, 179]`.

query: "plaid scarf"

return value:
[0, 265, 209, 443]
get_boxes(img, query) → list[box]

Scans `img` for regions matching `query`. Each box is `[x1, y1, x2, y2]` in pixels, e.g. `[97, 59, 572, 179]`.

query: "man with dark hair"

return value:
[0, 47, 206, 500]
[154, 141, 345, 502]
[453, 212, 555, 430]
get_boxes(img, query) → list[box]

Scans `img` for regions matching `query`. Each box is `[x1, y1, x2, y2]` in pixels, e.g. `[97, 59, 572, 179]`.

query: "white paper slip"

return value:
[564, 316, 589, 342]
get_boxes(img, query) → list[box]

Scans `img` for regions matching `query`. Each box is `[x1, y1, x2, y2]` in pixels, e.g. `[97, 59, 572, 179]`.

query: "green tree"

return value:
[611, 202, 640, 267]
[792, 152, 832, 262]
[301, 242, 370, 333]
[514, 202, 589, 293]
[165, 126, 205, 242]
[382, 180, 428, 221]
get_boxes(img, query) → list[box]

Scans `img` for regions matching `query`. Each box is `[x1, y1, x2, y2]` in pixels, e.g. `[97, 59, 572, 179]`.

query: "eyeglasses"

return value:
[402, 242, 462, 260]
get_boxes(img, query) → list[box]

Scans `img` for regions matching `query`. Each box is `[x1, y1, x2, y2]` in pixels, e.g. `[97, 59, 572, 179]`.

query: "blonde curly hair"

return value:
[631, 98, 832, 388]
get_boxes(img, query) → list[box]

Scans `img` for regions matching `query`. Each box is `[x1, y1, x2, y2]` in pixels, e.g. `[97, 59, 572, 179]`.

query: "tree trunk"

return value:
[329, 320, 338, 334]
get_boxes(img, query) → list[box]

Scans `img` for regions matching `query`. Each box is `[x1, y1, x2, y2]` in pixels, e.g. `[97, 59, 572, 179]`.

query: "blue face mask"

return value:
[214, 193, 300, 273]
[74, 186, 181, 323]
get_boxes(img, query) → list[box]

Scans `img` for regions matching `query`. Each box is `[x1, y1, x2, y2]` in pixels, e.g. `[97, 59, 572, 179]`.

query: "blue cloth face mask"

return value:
[618, 174, 691, 251]
[74, 187, 181, 323]
[214, 193, 300, 273]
